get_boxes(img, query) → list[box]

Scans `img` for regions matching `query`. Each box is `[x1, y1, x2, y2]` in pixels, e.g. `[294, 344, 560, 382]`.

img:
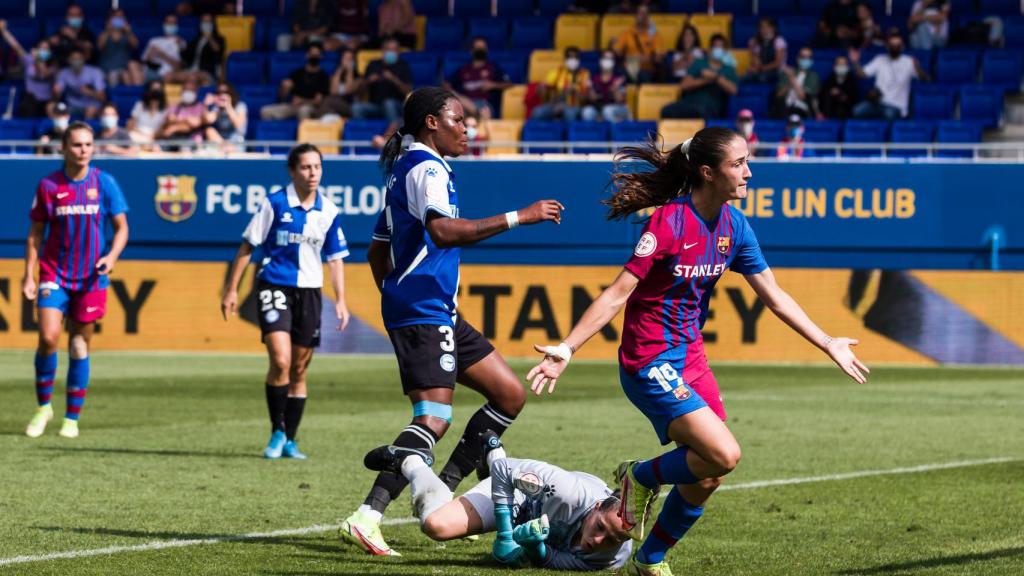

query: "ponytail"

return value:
[378, 86, 457, 175]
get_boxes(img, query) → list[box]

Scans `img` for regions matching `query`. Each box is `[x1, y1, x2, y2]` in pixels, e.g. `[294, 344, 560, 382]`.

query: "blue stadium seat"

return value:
[715, 0, 753, 16]
[75, 0, 111, 16]
[757, 0, 799, 16]
[754, 120, 786, 145]
[842, 120, 889, 157]
[727, 85, 772, 119]
[1005, 17, 1024, 49]
[889, 121, 935, 158]
[811, 50, 841, 81]
[778, 17, 816, 53]
[342, 119, 390, 155]
[155, 0, 182, 17]
[704, 119, 734, 130]
[802, 119, 841, 156]
[243, 0, 280, 16]
[979, 0, 1020, 15]
[240, 85, 278, 136]
[227, 52, 267, 86]
[453, 0, 492, 18]
[732, 17, 758, 49]
[611, 120, 658, 143]
[798, 0, 833, 18]
[0, 1, 29, 17]
[426, 18, 467, 51]
[36, 0, 69, 17]
[662, 0, 705, 13]
[935, 51, 980, 85]
[580, 50, 601, 76]
[256, 18, 291, 51]
[120, 0, 154, 17]
[566, 121, 610, 153]
[491, 50, 529, 83]
[510, 17, 554, 51]
[906, 49, 933, 76]
[521, 120, 565, 153]
[537, 0, 574, 16]
[255, 120, 299, 154]
[469, 18, 509, 50]
[131, 18, 165, 49]
[981, 50, 1023, 91]
[413, 0, 450, 17]
[400, 52, 441, 87]
[936, 120, 983, 158]
[497, 0, 535, 18]
[442, 51, 474, 82]
[5, 18, 41, 47]
[959, 85, 1003, 128]
[911, 85, 955, 121]
[110, 85, 144, 118]
[0, 119, 37, 154]
[269, 52, 307, 86]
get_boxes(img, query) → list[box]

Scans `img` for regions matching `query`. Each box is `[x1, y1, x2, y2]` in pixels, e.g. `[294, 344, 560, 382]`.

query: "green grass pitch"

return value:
[0, 350, 1022, 575]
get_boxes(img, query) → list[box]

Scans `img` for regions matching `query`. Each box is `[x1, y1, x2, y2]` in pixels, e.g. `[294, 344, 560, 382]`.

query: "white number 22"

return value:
[259, 289, 287, 312]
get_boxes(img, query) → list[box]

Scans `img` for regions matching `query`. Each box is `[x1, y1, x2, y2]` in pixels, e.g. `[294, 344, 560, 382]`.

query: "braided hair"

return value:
[379, 86, 458, 175]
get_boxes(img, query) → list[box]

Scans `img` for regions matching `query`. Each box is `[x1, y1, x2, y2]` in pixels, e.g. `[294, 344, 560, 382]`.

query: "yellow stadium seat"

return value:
[625, 84, 638, 119]
[651, 14, 686, 50]
[658, 119, 705, 149]
[637, 84, 680, 120]
[688, 14, 732, 49]
[485, 119, 523, 155]
[600, 14, 635, 51]
[731, 48, 751, 76]
[528, 50, 563, 83]
[298, 119, 344, 154]
[501, 85, 528, 120]
[555, 14, 599, 51]
[415, 16, 426, 51]
[357, 50, 382, 75]
[164, 82, 182, 105]
[215, 15, 254, 55]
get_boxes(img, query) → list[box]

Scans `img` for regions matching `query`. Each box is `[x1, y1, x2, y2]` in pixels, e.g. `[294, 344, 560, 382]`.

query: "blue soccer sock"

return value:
[34, 351, 57, 407]
[637, 489, 704, 565]
[65, 357, 90, 421]
[633, 445, 701, 488]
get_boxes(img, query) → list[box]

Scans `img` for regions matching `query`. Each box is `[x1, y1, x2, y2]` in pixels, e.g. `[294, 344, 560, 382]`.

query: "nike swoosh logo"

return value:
[56, 193, 70, 199]
[683, 242, 698, 250]
[86, 306, 99, 312]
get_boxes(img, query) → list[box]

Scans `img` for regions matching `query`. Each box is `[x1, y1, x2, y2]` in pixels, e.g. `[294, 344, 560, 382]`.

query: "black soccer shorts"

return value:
[387, 316, 495, 393]
[256, 282, 323, 348]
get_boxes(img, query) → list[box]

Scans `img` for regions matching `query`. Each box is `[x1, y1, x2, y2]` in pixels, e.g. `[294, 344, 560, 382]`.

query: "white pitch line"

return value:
[0, 456, 1017, 567]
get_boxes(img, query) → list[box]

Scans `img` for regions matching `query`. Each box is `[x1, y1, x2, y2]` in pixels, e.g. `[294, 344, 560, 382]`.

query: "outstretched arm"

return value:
[425, 199, 564, 248]
[744, 267, 869, 383]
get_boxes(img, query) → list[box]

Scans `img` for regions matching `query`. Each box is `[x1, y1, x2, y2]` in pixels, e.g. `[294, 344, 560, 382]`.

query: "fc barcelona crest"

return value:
[717, 236, 731, 255]
[155, 175, 198, 223]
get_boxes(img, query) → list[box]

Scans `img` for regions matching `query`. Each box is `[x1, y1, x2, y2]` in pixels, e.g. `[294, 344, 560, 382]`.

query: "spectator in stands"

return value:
[606, 0, 637, 15]
[285, 0, 337, 51]
[614, 4, 663, 84]
[850, 33, 926, 119]
[97, 8, 143, 87]
[818, 54, 858, 119]
[204, 82, 248, 151]
[328, 0, 370, 51]
[314, 48, 362, 119]
[445, 37, 511, 120]
[736, 108, 758, 154]
[530, 46, 592, 121]
[661, 37, 737, 120]
[55, 48, 106, 119]
[128, 80, 168, 145]
[464, 113, 489, 157]
[746, 17, 787, 84]
[857, 4, 884, 48]
[168, 13, 225, 85]
[671, 25, 704, 80]
[709, 33, 737, 69]
[772, 46, 819, 119]
[141, 14, 186, 82]
[908, 0, 950, 50]
[353, 37, 412, 122]
[0, 21, 56, 118]
[777, 114, 807, 159]
[96, 102, 136, 156]
[157, 77, 206, 144]
[377, 0, 417, 50]
[816, 0, 861, 48]
[583, 50, 629, 122]
[261, 43, 331, 120]
[37, 102, 70, 155]
[49, 4, 96, 67]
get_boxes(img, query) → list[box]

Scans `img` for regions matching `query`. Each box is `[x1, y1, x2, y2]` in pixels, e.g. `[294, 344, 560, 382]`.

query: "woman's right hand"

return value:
[221, 289, 237, 321]
[518, 200, 564, 225]
[22, 276, 37, 301]
[526, 345, 569, 395]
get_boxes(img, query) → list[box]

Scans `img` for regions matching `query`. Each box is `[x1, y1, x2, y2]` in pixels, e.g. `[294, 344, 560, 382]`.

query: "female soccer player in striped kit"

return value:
[222, 144, 351, 460]
[23, 122, 129, 439]
[527, 127, 869, 576]
[339, 87, 564, 556]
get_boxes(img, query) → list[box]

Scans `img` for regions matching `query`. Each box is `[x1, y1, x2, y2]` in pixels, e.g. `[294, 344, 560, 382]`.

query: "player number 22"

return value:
[647, 363, 680, 392]
[438, 326, 455, 352]
[259, 289, 287, 312]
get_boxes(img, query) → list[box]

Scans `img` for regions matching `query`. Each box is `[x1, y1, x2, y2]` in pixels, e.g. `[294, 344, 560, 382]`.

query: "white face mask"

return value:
[600, 58, 615, 72]
[100, 115, 118, 130]
[466, 126, 478, 141]
[834, 65, 850, 77]
[739, 122, 753, 137]
[565, 57, 580, 71]
[54, 117, 69, 131]
[181, 90, 197, 105]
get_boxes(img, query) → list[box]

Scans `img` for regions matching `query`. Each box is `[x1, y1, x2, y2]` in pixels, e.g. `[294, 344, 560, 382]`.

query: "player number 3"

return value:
[259, 289, 287, 312]
[647, 363, 681, 392]
[438, 326, 455, 352]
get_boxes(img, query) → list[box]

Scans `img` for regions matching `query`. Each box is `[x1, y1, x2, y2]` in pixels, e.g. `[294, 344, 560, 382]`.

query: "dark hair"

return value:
[379, 86, 457, 175]
[287, 143, 323, 170]
[677, 24, 701, 51]
[710, 33, 728, 47]
[218, 81, 239, 106]
[759, 17, 778, 33]
[564, 46, 580, 57]
[604, 127, 739, 221]
[62, 120, 94, 147]
[598, 489, 622, 513]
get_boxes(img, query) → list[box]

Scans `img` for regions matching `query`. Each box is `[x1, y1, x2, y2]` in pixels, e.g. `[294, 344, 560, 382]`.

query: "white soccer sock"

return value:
[486, 447, 507, 469]
[356, 504, 383, 524]
[403, 457, 452, 525]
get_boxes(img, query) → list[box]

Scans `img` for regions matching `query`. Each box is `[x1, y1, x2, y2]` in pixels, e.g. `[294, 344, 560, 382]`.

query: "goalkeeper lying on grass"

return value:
[362, 431, 634, 570]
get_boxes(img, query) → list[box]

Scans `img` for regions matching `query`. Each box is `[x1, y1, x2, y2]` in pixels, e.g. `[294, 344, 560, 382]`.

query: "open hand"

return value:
[826, 337, 870, 383]
[526, 344, 569, 395]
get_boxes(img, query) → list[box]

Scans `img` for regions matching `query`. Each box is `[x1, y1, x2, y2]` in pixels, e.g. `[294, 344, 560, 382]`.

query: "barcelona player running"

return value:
[222, 144, 351, 460]
[339, 87, 564, 556]
[527, 127, 869, 576]
[23, 122, 129, 439]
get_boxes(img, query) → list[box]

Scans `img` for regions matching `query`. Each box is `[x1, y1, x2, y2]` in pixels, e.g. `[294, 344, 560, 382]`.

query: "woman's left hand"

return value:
[825, 337, 870, 384]
[335, 301, 350, 331]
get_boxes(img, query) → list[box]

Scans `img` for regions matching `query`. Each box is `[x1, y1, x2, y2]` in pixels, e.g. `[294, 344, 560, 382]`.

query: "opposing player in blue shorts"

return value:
[222, 144, 351, 459]
[339, 87, 565, 556]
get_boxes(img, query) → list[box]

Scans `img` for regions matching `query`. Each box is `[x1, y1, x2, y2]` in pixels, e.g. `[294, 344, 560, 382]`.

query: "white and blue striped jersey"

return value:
[243, 184, 349, 288]
[374, 142, 460, 329]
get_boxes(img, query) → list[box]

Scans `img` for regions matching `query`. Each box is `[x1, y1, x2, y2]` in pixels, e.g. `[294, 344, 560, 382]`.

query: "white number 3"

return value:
[438, 326, 455, 352]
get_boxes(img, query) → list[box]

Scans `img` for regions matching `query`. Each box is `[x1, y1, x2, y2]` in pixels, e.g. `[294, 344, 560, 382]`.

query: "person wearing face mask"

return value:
[168, 14, 225, 85]
[735, 109, 759, 155]
[531, 46, 592, 121]
[352, 37, 413, 122]
[583, 51, 630, 122]
[37, 103, 72, 156]
[128, 81, 168, 146]
[96, 103, 135, 156]
[745, 17, 787, 84]
[850, 33, 927, 120]
[463, 113, 489, 156]
[97, 9, 143, 87]
[49, 4, 96, 68]
[54, 48, 106, 119]
[141, 15, 186, 82]
[818, 55, 859, 119]
[614, 5, 663, 83]
[661, 36, 738, 120]
[157, 78, 207, 145]
[377, 0, 417, 50]
[777, 114, 807, 160]
[772, 46, 820, 119]
[0, 21, 56, 118]
[444, 37, 512, 120]
[261, 43, 332, 120]
[203, 82, 248, 151]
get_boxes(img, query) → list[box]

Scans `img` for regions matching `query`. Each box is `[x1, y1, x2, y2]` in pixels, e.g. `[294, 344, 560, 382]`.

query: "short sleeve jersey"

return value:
[374, 142, 460, 329]
[620, 197, 767, 374]
[242, 184, 349, 288]
[30, 167, 129, 292]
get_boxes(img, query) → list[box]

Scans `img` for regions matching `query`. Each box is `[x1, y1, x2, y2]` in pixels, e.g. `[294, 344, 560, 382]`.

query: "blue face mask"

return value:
[710, 47, 726, 61]
[383, 51, 398, 65]
[111, 17, 126, 29]
[100, 116, 118, 130]
[37, 49, 51, 62]
[67, 17, 83, 28]
[164, 24, 178, 36]
[789, 126, 803, 139]
[798, 58, 813, 70]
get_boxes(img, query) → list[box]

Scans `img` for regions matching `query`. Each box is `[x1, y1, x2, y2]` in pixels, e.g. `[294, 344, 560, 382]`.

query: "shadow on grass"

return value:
[38, 446, 259, 459]
[837, 546, 1024, 574]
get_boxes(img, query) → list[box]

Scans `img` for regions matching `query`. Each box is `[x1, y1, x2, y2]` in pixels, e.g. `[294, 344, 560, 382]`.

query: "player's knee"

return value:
[491, 379, 526, 418]
[289, 361, 308, 381]
[697, 476, 722, 492]
[68, 334, 89, 360]
[269, 353, 290, 376]
[38, 332, 59, 354]
[419, 514, 449, 541]
[709, 444, 741, 474]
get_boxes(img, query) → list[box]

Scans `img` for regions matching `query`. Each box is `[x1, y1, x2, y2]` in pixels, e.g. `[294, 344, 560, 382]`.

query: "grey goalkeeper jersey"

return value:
[491, 457, 632, 571]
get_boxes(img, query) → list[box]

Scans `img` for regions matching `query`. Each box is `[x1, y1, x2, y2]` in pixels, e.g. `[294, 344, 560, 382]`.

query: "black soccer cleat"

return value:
[475, 429, 504, 481]
[363, 445, 434, 474]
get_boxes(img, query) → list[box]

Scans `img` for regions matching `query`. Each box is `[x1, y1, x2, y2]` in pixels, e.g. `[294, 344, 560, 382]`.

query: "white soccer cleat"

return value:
[58, 418, 79, 438]
[25, 405, 54, 438]
[339, 510, 401, 556]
